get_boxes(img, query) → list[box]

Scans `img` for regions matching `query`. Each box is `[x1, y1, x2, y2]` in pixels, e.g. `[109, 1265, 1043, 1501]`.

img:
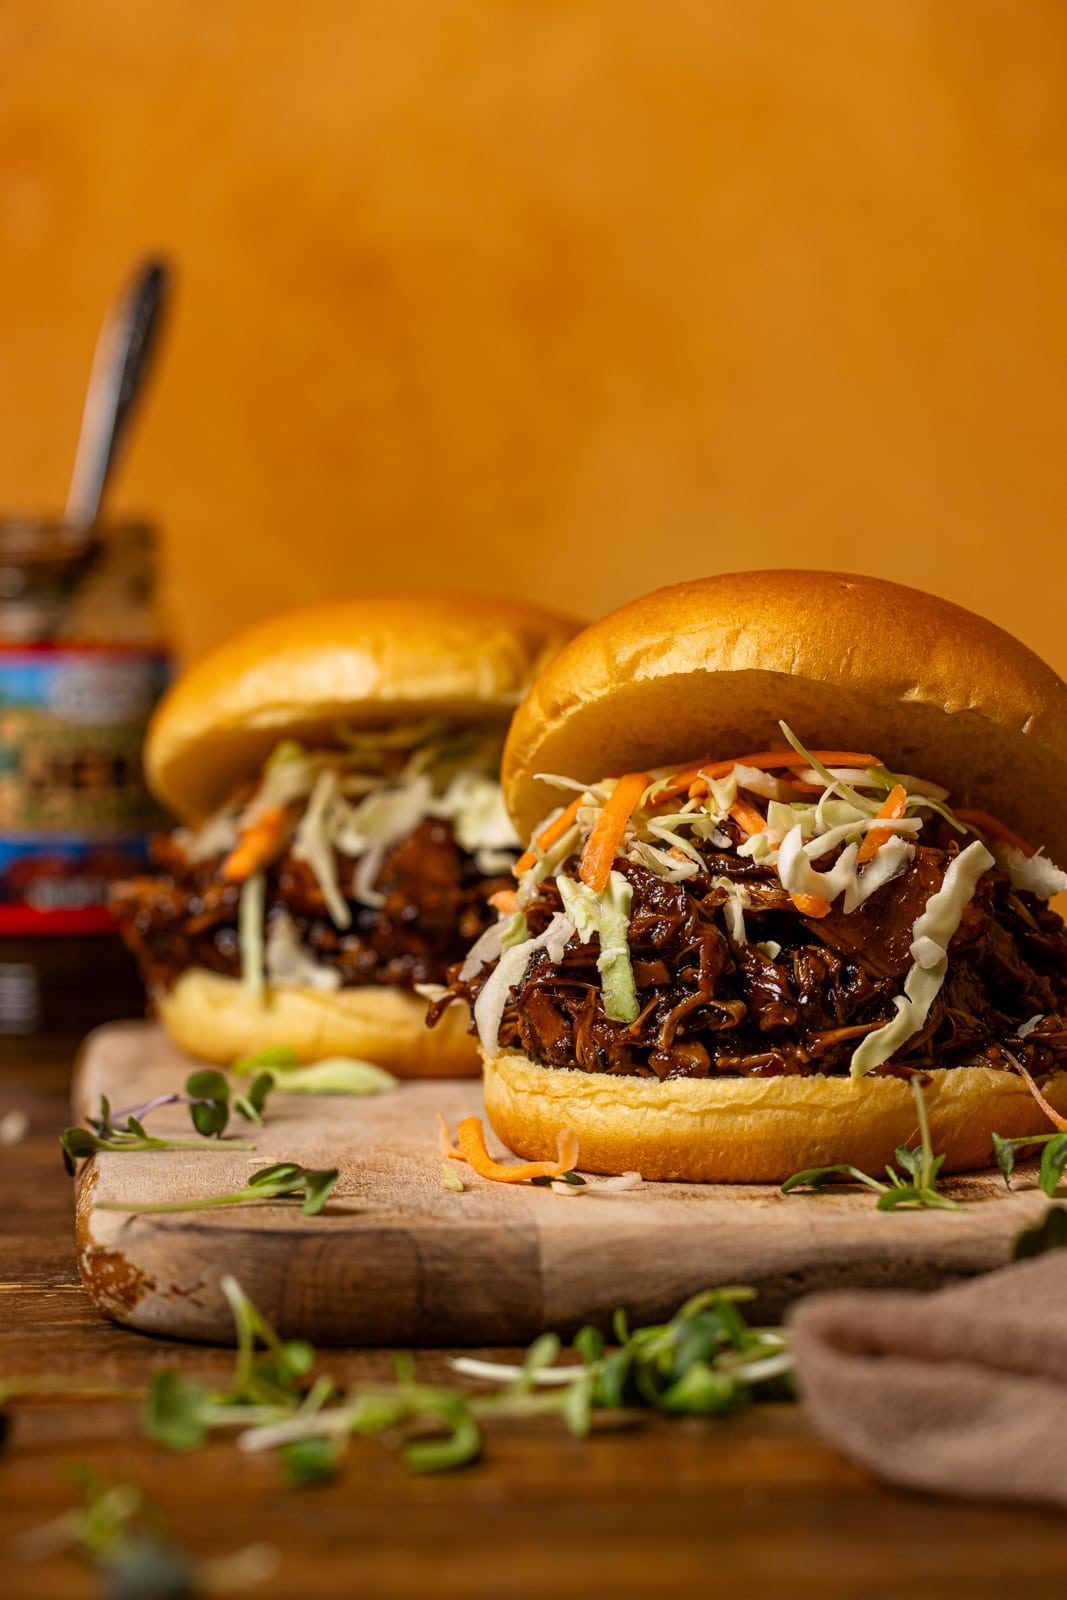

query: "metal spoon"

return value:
[64, 256, 172, 532]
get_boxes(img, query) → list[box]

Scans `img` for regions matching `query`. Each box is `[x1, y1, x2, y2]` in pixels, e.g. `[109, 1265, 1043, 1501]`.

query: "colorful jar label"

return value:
[0, 644, 169, 933]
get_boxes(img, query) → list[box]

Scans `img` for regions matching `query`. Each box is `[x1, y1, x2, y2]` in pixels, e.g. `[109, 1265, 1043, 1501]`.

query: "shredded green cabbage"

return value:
[238, 871, 266, 1000]
[473, 911, 576, 1051]
[557, 871, 639, 1024]
[265, 1058, 396, 1095]
[292, 770, 352, 928]
[430, 771, 520, 861]
[265, 910, 342, 992]
[778, 722, 881, 816]
[500, 911, 531, 950]
[711, 876, 751, 943]
[516, 823, 582, 909]
[849, 839, 994, 1076]
[993, 845, 1067, 900]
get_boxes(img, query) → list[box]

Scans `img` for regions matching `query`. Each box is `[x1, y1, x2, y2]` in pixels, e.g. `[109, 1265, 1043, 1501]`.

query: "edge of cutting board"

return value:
[72, 1022, 1054, 1346]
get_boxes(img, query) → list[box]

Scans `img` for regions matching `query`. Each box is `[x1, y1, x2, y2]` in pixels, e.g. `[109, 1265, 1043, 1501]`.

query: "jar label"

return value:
[0, 644, 169, 934]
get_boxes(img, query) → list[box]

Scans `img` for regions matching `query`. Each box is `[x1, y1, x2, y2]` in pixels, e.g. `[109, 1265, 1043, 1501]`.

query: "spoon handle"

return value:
[64, 257, 172, 531]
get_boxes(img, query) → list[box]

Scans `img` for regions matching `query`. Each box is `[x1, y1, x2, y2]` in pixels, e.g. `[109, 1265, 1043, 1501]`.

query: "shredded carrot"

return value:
[438, 1113, 580, 1182]
[578, 771, 651, 894]
[955, 809, 1036, 859]
[791, 892, 831, 918]
[222, 805, 289, 883]
[729, 798, 766, 838]
[856, 783, 908, 864]
[488, 888, 518, 915]
[514, 794, 585, 875]
[672, 748, 880, 802]
[1014, 1061, 1067, 1131]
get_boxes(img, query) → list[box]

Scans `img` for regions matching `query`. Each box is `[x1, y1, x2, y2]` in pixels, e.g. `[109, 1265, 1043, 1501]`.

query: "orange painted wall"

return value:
[1, 2, 1066, 672]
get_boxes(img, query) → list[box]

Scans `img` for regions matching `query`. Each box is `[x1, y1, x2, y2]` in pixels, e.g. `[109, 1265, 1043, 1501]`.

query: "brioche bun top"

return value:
[503, 570, 1067, 861]
[148, 591, 582, 822]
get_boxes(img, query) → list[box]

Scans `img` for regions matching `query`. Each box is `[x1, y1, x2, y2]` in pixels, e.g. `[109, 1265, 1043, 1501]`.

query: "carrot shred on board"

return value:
[671, 749, 880, 802]
[578, 770, 651, 894]
[1014, 1061, 1067, 1131]
[856, 783, 908, 864]
[728, 798, 766, 838]
[955, 809, 1036, 859]
[222, 805, 289, 883]
[438, 1113, 580, 1182]
[791, 892, 831, 919]
[488, 888, 519, 915]
[514, 794, 585, 875]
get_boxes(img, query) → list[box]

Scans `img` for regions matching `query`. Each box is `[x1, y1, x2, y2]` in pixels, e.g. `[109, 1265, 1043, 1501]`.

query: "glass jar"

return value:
[0, 518, 170, 1043]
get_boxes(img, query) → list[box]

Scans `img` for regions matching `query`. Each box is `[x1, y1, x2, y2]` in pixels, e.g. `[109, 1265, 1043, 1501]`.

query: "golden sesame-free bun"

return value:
[503, 571, 1067, 862]
[156, 970, 480, 1077]
[149, 592, 583, 824]
[482, 1050, 1067, 1182]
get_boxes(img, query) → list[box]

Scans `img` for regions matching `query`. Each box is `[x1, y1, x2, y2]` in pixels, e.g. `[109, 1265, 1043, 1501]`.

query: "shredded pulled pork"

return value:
[111, 817, 513, 994]
[429, 820, 1067, 1081]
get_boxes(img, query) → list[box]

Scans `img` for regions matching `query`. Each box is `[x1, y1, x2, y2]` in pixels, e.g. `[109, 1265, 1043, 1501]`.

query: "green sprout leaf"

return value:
[94, 1164, 339, 1217]
[781, 1164, 887, 1194]
[401, 1394, 482, 1474]
[658, 1361, 739, 1416]
[992, 1132, 1019, 1188]
[233, 1072, 275, 1125]
[574, 1325, 605, 1366]
[1038, 1133, 1067, 1197]
[280, 1436, 341, 1487]
[782, 1078, 962, 1211]
[876, 1184, 961, 1213]
[60, 1120, 256, 1174]
[185, 1069, 231, 1138]
[988, 1130, 1067, 1196]
[143, 1371, 211, 1452]
[9, 1275, 796, 1491]
[298, 1168, 340, 1216]
[184, 1069, 230, 1102]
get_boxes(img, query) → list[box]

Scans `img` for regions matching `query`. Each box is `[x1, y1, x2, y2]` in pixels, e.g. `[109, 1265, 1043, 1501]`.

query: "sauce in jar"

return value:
[0, 517, 169, 1042]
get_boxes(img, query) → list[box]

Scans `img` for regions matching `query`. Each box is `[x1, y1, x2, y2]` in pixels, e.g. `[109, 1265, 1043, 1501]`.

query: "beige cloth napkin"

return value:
[787, 1253, 1067, 1507]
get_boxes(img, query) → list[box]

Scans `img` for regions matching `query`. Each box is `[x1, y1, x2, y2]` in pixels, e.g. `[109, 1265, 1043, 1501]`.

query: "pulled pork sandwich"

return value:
[428, 571, 1067, 1174]
[111, 593, 581, 1075]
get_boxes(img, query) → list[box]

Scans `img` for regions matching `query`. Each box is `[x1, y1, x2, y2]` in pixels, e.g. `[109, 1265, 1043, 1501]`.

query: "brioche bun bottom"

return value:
[155, 969, 478, 1077]
[482, 1049, 1067, 1181]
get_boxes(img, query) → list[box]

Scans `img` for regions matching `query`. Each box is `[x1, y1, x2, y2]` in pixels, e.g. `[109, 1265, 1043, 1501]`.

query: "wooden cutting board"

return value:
[73, 1021, 1055, 1346]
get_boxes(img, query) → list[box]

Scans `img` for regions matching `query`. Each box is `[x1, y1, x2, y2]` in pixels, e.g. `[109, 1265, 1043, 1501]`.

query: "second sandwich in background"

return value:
[110, 591, 581, 1075]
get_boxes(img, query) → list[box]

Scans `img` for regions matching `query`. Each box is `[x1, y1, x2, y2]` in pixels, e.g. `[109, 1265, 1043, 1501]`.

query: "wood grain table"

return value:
[3, 1042, 1067, 1600]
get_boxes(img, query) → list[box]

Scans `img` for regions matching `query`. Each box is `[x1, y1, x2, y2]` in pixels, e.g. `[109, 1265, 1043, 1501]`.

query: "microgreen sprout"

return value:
[60, 1118, 258, 1176]
[60, 1073, 272, 1174]
[94, 1162, 339, 1216]
[782, 1076, 963, 1211]
[991, 1130, 1067, 1197]
[12, 1464, 276, 1592]
[136, 1277, 790, 1482]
